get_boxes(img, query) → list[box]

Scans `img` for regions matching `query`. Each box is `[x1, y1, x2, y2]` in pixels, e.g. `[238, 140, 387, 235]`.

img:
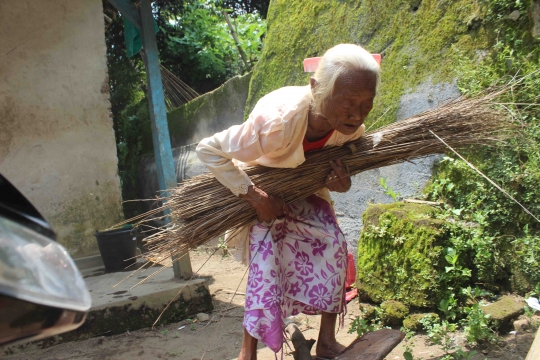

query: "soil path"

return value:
[3, 252, 536, 360]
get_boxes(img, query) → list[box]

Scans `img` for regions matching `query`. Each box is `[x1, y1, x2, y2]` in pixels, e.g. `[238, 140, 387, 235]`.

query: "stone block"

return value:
[482, 295, 525, 332]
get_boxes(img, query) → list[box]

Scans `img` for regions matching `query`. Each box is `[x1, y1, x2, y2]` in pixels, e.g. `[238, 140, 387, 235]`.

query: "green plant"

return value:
[163, 0, 266, 83]
[401, 328, 418, 360]
[461, 286, 491, 302]
[348, 317, 375, 338]
[217, 236, 230, 258]
[380, 177, 401, 201]
[453, 349, 478, 360]
[422, 319, 458, 357]
[438, 294, 459, 321]
[161, 329, 169, 337]
[461, 303, 496, 344]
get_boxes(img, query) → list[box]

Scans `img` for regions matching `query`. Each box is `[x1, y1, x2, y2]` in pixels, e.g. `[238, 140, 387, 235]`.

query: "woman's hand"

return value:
[239, 185, 292, 223]
[326, 159, 351, 193]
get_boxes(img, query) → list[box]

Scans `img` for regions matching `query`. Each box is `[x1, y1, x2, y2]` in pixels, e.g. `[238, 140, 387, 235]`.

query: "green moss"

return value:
[245, 0, 495, 125]
[357, 202, 449, 308]
[359, 303, 377, 321]
[380, 300, 409, 326]
[403, 313, 440, 331]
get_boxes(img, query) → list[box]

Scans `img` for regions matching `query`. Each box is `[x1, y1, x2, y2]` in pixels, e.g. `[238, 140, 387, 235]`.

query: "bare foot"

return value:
[316, 312, 346, 359]
[315, 340, 346, 359]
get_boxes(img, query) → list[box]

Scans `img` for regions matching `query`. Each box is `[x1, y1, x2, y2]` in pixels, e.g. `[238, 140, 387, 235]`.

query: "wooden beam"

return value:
[108, 0, 142, 30]
[526, 327, 540, 360]
[139, 0, 193, 279]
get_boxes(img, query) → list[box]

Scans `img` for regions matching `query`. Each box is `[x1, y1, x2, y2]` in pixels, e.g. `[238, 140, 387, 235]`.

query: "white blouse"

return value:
[195, 85, 365, 196]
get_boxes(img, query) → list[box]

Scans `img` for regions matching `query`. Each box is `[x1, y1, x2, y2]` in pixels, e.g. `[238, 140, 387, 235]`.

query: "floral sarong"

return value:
[243, 194, 347, 353]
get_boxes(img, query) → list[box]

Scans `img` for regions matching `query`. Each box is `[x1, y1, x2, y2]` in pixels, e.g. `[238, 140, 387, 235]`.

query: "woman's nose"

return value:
[348, 107, 363, 121]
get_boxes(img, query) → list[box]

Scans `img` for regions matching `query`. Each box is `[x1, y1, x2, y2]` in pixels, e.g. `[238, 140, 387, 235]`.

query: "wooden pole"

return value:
[139, 0, 192, 279]
[223, 12, 252, 71]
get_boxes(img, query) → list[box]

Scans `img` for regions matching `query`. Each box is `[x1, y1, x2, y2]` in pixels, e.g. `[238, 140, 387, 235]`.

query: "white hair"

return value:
[311, 44, 381, 117]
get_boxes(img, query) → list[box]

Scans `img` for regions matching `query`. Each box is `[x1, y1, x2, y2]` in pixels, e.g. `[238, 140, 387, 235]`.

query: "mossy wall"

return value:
[141, 73, 252, 154]
[246, 0, 494, 124]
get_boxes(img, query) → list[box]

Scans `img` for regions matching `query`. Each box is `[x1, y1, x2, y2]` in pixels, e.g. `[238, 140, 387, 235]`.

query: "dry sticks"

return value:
[131, 85, 514, 266]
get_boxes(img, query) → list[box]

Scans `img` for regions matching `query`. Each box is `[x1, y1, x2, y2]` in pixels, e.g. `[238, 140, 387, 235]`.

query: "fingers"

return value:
[327, 159, 351, 192]
[330, 159, 347, 176]
[282, 201, 293, 218]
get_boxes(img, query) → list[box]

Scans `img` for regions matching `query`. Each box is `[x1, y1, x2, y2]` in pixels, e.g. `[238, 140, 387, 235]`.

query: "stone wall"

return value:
[0, 0, 123, 257]
[332, 80, 460, 255]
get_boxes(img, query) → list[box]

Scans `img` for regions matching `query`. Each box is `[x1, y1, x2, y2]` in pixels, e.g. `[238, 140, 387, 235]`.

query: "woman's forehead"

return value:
[333, 70, 377, 96]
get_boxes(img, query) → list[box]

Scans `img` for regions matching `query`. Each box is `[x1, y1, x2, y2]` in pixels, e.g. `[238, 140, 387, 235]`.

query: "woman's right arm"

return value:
[196, 119, 291, 222]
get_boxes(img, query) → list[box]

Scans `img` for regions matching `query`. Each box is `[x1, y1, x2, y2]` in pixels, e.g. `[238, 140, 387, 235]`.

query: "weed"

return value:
[461, 303, 496, 344]
[348, 317, 375, 338]
[401, 328, 418, 360]
[453, 349, 478, 359]
[217, 237, 230, 258]
[380, 177, 401, 201]
[439, 294, 459, 321]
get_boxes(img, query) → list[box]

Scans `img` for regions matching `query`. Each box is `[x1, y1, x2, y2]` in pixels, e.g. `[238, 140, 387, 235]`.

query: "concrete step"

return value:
[4, 262, 212, 355]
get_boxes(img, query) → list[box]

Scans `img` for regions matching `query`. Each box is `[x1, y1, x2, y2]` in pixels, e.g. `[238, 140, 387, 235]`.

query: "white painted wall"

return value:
[0, 0, 123, 257]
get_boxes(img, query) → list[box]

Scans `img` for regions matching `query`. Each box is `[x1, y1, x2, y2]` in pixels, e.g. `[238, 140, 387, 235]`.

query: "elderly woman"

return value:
[196, 44, 380, 359]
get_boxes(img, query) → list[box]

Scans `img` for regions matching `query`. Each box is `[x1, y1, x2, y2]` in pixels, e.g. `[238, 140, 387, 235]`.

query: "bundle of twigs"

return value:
[124, 85, 514, 265]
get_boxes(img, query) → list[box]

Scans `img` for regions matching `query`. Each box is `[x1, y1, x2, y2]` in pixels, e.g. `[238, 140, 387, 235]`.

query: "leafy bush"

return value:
[424, 0, 540, 294]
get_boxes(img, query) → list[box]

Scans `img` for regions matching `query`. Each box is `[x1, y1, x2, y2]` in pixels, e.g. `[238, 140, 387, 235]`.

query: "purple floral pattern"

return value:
[243, 195, 348, 353]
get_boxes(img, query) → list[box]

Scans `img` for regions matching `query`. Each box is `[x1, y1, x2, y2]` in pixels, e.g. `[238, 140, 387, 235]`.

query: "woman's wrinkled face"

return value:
[322, 70, 377, 135]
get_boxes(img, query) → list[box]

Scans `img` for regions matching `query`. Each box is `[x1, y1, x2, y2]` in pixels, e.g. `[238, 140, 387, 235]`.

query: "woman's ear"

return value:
[310, 77, 318, 90]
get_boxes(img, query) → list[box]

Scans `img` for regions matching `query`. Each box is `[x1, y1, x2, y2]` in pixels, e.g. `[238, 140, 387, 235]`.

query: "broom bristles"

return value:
[119, 84, 516, 265]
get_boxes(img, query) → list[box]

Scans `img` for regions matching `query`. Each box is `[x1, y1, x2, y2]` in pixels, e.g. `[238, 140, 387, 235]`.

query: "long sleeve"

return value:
[196, 117, 287, 196]
[196, 86, 328, 196]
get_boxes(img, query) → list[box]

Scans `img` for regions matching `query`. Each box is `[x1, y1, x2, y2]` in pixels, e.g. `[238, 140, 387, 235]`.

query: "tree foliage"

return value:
[103, 0, 268, 217]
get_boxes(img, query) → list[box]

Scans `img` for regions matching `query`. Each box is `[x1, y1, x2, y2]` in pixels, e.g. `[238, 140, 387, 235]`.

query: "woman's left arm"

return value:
[324, 124, 364, 192]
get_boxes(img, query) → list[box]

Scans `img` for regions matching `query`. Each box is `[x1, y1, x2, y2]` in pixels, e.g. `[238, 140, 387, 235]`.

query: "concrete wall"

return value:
[138, 74, 251, 204]
[0, 0, 123, 257]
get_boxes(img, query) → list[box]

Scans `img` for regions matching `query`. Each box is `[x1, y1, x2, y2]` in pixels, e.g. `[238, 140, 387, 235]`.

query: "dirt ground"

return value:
[2, 251, 537, 360]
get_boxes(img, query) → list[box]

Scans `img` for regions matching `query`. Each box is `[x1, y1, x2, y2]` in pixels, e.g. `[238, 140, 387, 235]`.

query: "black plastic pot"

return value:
[94, 227, 138, 272]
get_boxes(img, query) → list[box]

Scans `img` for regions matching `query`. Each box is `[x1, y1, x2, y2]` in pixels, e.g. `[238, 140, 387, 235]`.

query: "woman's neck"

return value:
[306, 107, 333, 142]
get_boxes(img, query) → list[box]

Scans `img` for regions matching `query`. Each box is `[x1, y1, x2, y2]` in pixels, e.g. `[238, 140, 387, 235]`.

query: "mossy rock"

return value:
[481, 295, 525, 333]
[359, 303, 377, 321]
[402, 313, 440, 331]
[357, 202, 456, 308]
[380, 300, 409, 326]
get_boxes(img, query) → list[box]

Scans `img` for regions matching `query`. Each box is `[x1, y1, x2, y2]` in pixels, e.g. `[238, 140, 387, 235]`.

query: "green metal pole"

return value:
[139, 0, 192, 279]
